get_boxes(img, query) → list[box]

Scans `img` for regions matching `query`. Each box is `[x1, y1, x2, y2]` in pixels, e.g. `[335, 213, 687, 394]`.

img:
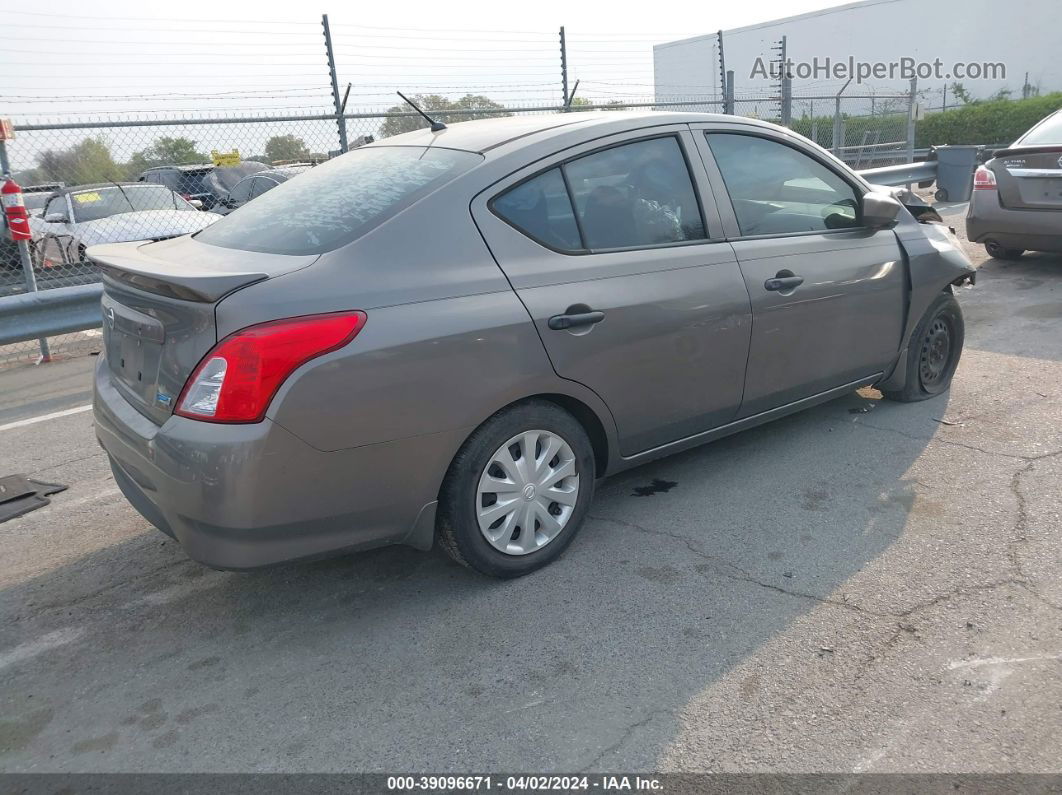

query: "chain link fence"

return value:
[0, 90, 915, 367]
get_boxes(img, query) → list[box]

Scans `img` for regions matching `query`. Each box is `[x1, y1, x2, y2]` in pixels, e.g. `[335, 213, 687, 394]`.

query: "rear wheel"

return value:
[883, 292, 964, 403]
[984, 240, 1024, 260]
[437, 401, 595, 578]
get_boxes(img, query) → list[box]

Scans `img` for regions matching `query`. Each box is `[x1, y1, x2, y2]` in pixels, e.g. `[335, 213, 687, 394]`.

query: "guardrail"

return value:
[857, 160, 938, 187]
[0, 283, 102, 346]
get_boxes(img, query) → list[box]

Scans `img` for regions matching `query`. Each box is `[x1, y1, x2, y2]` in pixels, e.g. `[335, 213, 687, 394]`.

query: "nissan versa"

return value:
[90, 112, 975, 578]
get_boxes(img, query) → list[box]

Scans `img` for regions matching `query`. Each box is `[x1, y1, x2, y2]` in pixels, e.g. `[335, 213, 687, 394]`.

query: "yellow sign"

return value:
[210, 149, 241, 167]
[73, 192, 102, 203]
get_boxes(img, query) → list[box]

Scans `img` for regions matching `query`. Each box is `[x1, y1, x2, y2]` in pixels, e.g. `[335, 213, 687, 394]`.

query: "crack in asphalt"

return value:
[579, 708, 672, 772]
[854, 419, 1061, 462]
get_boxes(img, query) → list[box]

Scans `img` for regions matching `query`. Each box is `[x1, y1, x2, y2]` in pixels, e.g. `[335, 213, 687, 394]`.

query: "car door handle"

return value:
[764, 273, 804, 291]
[548, 310, 605, 331]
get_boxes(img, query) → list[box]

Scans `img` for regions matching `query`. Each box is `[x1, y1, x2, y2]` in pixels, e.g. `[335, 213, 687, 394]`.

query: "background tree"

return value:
[264, 134, 310, 163]
[380, 94, 509, 137]
[127, 136, 207, 175]
[36, 137, 125, 185]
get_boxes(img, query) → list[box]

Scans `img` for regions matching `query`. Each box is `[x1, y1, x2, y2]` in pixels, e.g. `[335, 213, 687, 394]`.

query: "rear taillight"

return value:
[175, 311, 367, 423]
[973, 166, 997, 190]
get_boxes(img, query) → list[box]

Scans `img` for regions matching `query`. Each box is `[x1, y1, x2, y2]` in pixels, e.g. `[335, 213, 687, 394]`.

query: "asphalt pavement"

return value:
[1, 211, 1060, 773]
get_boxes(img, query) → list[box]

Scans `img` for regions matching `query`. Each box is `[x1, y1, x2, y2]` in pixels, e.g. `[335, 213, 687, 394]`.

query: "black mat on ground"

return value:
[0, 474, 68, 523]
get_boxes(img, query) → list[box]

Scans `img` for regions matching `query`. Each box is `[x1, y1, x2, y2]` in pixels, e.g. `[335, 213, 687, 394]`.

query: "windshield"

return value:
[71, 185, 191, 222]
[1018, 112, 1062, 146]
[195, 146, 482, 255]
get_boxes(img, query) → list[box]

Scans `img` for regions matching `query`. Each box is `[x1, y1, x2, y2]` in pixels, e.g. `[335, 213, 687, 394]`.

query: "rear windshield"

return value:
[195, 146, 482, 255]
[1018, 112, 1062, 146]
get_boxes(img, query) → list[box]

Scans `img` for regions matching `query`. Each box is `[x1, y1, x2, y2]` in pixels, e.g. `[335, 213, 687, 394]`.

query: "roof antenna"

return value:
[564, 79, 581, 111]
[396, 91, 447, 132]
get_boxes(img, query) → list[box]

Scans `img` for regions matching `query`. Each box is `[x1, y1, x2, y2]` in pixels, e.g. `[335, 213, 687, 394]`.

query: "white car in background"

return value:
[29, 183, 221, 268]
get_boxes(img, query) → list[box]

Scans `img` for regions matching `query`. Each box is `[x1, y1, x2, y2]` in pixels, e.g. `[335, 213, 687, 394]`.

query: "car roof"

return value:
[143, 164, 215, 172]
[56, 182, 165, 195]
[261, 165, 311, 179]
[364, 111, 774, 154]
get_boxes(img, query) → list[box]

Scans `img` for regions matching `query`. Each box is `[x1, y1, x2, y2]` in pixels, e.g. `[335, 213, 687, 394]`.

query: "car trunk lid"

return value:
[992, 146, 1062, 210]
[88, 235, 316, 425]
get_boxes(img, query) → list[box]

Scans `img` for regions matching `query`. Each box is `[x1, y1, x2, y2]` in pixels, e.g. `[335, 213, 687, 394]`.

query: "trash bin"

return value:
[932, 145, 981, 203]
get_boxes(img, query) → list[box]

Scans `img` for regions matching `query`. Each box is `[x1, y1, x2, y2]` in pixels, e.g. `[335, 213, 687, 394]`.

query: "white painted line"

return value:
[947, 653, 1062, 670]
[0, 627, 85, 672]
[0, 404, 92, 433]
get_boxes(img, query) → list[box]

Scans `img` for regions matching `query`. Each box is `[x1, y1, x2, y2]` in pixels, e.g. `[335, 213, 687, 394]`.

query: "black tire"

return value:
[984, 240, 1024, 260]
[934, 188, 949, 202]
[437, 400, 595, 578]
[883, 292, 964, 403]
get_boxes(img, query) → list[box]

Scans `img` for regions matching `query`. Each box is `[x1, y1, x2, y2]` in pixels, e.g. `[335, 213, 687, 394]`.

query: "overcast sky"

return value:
[2, 0, 855, 119]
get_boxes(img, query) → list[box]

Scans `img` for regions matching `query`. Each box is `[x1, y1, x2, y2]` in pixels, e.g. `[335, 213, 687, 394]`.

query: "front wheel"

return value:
[437, 400, 595, 578]
[883, 292, 964, 402]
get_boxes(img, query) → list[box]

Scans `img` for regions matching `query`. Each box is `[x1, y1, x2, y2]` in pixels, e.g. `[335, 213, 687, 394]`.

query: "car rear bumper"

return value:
[966, 192, 1062, 252]
[94, 356, 461, 569]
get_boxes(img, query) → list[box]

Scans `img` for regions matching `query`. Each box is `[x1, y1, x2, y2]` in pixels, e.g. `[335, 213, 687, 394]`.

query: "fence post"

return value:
[321, 14, 348, 154]
[717, 30, 727, 111]
[0, 138, 51, 362]
[777, 35, 792, 127]
[906, 76, 918, 164]
[831, 78, 852, 158]
[725, 70, 735, 114]
[559, 26, 569, 110]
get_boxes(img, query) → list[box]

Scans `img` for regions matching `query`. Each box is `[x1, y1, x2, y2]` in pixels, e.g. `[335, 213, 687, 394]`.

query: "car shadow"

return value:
[0, 389, 943, 772]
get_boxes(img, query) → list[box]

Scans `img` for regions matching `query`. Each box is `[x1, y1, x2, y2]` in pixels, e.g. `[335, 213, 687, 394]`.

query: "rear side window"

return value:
[197, 147, 482, 255]
[1019, 112, 1062, 145]
[707, 133, 860, 236]
[492, 135, 707, 253]
[492, 168, 581, 251]
[566, 137, 706, 249]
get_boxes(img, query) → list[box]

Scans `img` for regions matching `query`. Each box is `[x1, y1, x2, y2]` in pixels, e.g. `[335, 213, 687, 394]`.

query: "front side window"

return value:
[227, 178, 254, 204]
[492, 168, 581, 251]
[45, 196, 68, 219]
[197, 146, 482, 255]
[249, 177, 277, 199]
[565, 137, 706, 249]
[707, 133, 861, 236]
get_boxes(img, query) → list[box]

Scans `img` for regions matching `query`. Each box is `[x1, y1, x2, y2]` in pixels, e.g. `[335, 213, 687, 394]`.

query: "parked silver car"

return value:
[91, 112, 975, 578]
[31, 184, 220, 267]
[966, 109, 1062, 259]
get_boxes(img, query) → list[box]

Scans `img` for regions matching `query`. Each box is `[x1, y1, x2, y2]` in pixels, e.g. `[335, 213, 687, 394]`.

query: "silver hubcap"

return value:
[476, 429, 580, 556]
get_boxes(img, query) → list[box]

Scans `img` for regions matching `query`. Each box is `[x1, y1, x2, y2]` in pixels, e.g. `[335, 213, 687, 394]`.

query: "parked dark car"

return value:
[966, 109, 1062, 259]
[213, 165, 312, 215]
[137, 162, 267, 211]
[91, 112, 975, 579]
[138, 164, 218, 209]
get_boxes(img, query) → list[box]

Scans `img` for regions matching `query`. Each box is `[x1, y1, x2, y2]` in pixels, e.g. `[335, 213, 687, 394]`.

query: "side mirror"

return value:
[188, 199, 204, 210]
[44, 212, 69, 224]
[862, 192, 903, 229]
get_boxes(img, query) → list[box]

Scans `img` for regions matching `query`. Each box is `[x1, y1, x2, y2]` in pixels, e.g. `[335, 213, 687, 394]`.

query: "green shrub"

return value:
[916, 93, 1062, 148]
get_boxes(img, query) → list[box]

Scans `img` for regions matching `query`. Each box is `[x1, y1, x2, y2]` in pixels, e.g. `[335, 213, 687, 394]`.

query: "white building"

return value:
[654, 0, 1059, 112]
